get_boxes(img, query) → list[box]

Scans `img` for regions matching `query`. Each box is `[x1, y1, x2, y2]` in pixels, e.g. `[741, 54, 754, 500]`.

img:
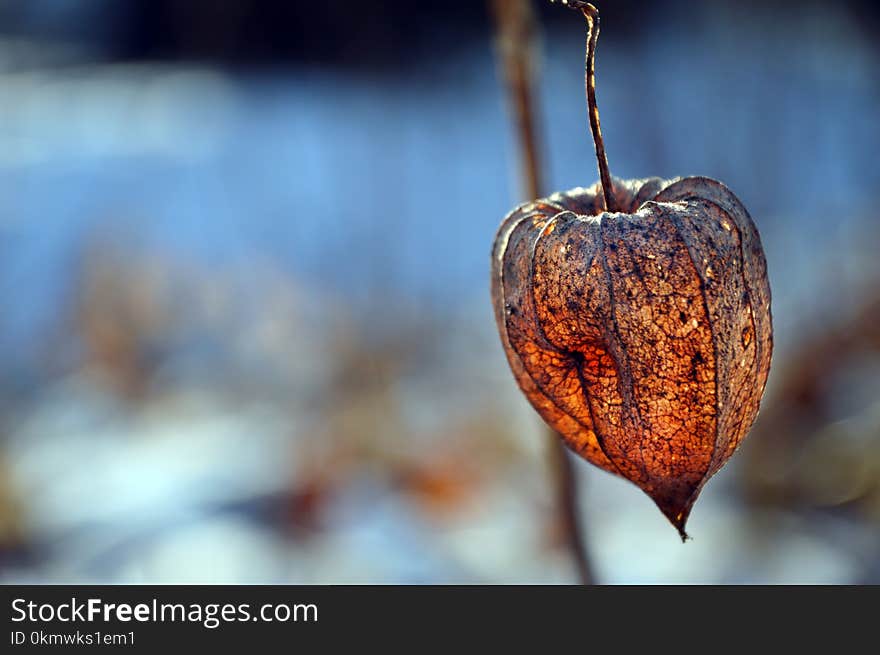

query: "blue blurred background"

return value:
[0, 0, 878, 583]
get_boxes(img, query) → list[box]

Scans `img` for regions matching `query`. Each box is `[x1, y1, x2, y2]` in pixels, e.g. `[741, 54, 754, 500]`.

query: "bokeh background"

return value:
[0, 0, 878, 584]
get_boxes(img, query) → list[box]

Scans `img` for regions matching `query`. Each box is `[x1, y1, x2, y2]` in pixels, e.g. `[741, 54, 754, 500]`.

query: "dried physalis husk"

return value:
[491, 176, 771, 537]
[491, 3, 772, 538]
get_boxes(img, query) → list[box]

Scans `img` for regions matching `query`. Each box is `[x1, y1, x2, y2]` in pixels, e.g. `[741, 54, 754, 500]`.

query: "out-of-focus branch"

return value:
[548, 435, 594, 584]
[488, 0, 595, 585]
[488, 0, 543, 201]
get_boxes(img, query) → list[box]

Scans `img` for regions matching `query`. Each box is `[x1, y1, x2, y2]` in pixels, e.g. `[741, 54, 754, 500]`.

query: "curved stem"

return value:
[581, 5, 617, 212]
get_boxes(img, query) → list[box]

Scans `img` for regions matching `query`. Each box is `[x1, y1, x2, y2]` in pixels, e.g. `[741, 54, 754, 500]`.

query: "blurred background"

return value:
[0, 0, 878, 584]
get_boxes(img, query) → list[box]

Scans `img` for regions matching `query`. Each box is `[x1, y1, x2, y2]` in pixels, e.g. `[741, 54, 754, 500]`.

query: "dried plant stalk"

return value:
[489, 0, 595, 583]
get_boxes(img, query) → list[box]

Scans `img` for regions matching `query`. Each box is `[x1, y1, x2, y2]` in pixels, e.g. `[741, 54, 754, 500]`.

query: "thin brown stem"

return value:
[489, 0, 595, 586]
[581, 5, 617, 212]
[550, 2, 616, 210]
